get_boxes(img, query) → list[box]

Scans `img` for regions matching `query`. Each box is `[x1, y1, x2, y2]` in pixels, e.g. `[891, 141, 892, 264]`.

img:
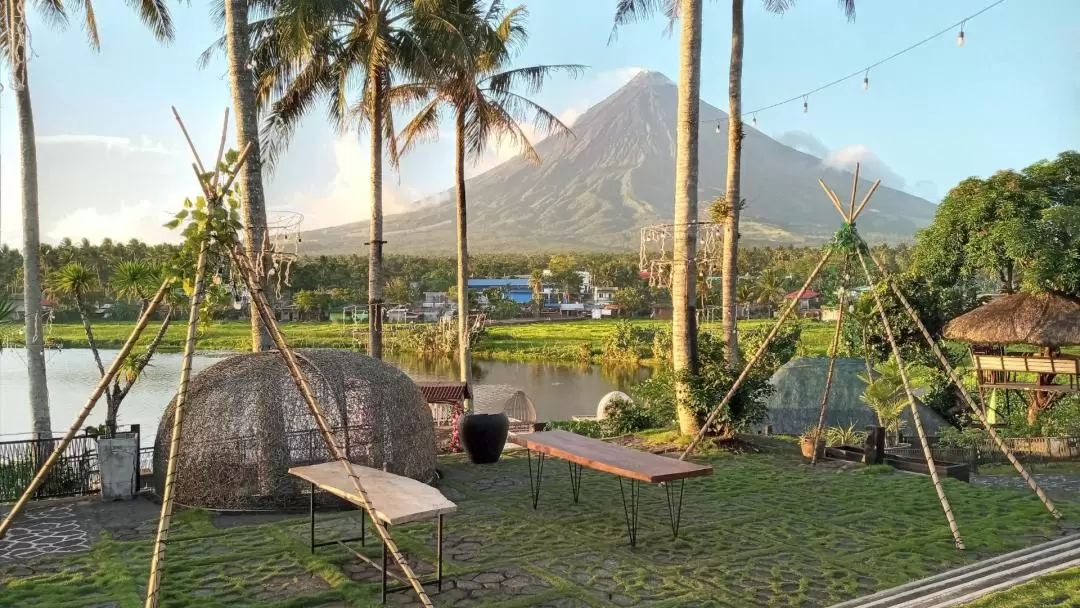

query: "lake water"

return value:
[0, 348, 649, 442]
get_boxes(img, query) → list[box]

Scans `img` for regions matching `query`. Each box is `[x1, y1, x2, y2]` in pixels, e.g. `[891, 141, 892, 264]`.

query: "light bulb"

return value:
[863, 72, 870, 91]
[715, 123, 721, 134]
[956, 26, 965, 47]
[803, 99, 808, 114]
[751, 114, 757, 127]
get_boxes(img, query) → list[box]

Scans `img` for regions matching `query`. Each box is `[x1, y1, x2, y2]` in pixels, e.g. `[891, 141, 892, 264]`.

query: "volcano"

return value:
[299, 70, 936, 254]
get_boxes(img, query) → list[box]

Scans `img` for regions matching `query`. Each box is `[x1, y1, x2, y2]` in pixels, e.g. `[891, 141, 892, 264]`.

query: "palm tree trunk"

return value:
[720, 0, 744, 367]
[224, 0, 272, 353]
[12, 12, 52, 442]
[671, 0, 703, 436]
[74, 294, 117, 433]
[454, 109, 473, 412]
[367, 75, 385, 360]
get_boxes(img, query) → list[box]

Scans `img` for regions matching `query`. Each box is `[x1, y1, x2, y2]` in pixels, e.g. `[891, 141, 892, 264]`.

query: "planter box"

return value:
[97, 433, 139, 501]
[824, 445, 866, 463]
[885, 454, 970, 483]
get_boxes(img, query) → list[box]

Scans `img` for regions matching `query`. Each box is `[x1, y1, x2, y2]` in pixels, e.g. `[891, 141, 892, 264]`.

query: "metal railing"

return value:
[0, 435, 100, 502]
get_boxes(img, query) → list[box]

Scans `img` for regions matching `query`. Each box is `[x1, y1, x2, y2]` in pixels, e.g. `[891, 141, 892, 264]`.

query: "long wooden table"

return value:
[508, 430, 713, 546]
[289, 462, 457, 603]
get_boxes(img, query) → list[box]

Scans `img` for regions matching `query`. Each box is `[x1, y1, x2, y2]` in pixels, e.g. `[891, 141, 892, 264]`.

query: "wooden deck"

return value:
[508, 430, 713, 483]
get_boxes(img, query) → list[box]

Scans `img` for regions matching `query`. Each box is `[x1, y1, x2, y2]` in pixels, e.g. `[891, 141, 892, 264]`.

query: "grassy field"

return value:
[963, 567, 1080, 607]
[25, 318, 838, 361]
[0, 441, 1075, 607]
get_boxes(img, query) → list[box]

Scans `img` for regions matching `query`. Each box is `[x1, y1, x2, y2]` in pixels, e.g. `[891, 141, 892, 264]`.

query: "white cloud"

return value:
[47, 200, 182, 244]
[822, 144, 907, 191]
[283, 133, 420, 230]
[36, 134, 169, 154]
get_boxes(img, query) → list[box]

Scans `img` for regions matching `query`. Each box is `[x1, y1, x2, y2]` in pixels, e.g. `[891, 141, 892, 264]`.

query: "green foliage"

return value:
[824, 423, 867, 447]
[601, 319, 654, 362]
[544, 419, 604, 438]
[651, 326, 672, 363]
[858, 360, 909, 445]
[601, 396, 668, 436]
[612, 284, 651, 316]
[47, 262, 99, 308]
[489, 299, 520, 320]
[0, 292, 15, 323]
[111, 260, 158, 305]
[910, 150, 1080, 296]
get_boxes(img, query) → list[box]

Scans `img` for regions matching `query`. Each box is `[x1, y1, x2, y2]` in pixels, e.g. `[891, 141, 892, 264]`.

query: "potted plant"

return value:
[799, 426, 824, 460]
[459, 411, 509, 464]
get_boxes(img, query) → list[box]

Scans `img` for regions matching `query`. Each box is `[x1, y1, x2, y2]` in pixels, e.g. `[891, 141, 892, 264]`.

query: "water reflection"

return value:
[0, 349, 651, 442]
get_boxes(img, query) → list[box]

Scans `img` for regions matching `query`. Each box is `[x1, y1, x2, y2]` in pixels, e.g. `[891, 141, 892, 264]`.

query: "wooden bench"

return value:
[288, 462, 457, 603]
[508, 430, 713, 546]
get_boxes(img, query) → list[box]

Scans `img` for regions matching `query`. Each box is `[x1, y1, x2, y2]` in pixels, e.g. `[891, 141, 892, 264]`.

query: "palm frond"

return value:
[484, 64, 586, 96]
[392, 96, 441, 163]
[608, 0, 672, 45]
[125, 0, 175, 43]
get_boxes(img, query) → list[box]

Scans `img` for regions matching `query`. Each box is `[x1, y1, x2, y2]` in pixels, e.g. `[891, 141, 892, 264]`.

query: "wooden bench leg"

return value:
[567, 461, 583, 503]
[662, 479, 686, 539]
[527, 450, 546, 509]
[309, 482, 316, 554]
[437, 514, 443, 593]
[618, 477, 641, 547]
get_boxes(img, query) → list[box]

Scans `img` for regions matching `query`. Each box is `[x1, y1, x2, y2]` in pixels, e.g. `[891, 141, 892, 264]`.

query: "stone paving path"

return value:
[971, 474, 1080, 503]
[0, 503, 90, 562]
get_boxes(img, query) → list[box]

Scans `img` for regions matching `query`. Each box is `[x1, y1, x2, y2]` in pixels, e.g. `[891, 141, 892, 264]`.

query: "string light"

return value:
[707, 0, 1006, 130]
[751, 113, 757, 127]
[715, 122, 721, 134]
[802, 96, 808, 113]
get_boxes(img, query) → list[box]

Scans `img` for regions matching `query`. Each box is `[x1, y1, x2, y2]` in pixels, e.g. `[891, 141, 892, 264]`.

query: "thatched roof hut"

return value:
[760, 357, 948, 436]
[152, 349, 436, 510]
[944, 292, 1080, 347]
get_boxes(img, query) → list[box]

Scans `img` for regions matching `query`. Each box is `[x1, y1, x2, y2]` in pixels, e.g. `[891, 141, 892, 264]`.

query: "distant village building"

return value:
[784, 290, 821, 311]
[593, 286, 618, 305]
[467, 278, 534, 304]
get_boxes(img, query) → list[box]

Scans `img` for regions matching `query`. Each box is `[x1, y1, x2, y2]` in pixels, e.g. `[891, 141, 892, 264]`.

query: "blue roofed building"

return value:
[468, 278, 535, 304]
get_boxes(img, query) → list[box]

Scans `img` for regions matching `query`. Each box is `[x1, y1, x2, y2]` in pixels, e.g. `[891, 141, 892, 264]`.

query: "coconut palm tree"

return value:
[0, 0, 175, 441]
[395, 0, 580, 406]
[612, 0, 703, 436]
[203, 0, 273, 352]
[529, 269, 545, 315]
[252, 0, 434, 360]
[47, 262, 105, 378]
[111, 261, 158, 317]
[718, 0, 855, 366]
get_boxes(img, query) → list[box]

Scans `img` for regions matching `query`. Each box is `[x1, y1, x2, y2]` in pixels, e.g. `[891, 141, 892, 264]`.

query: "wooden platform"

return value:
[288, 462, 456, 525]
[508, 430, 713, 483]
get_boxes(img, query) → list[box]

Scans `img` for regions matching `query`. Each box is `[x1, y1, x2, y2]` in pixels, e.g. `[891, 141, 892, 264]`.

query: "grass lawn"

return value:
[28, 318, 837, 361]
[1, 443, 1074, 607]
[979, 461, 1080, 476]
[962, 567, 1080, 607]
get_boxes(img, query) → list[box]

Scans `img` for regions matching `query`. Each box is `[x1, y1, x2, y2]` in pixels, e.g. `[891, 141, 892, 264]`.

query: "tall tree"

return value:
[225, 0, 272, 352]
[397, 0, 580, 403]
[253, 0, 433, 360]
[719, 0, 855, 366]
[612, 0, 703, 435]
[1, 0, 175, 441]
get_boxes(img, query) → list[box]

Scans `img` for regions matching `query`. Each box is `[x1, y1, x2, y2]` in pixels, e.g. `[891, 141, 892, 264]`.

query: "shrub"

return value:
[545, 420, 605, 438]
[601, 320, 654, 363]
[602, 396, 667, 436]
[824, 424, 867, 447]
[651, 327, 672, 363]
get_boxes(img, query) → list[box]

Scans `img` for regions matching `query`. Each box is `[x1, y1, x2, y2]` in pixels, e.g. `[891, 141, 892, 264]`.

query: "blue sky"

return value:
[0, 0, 1076, 246]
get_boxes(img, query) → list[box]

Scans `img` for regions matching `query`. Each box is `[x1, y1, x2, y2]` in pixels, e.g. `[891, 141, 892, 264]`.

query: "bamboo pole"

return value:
[851, 180, 882, 223]
[810, 288, 847, 465]
[680, 248, 834, 460]
[0, 279, 170, 540]
[144, 222, 212, 608]
[863, 247, 1061, 519]
[848, 163, 860, 219]
[818, 179, 848, 220]
[228, 249, 433, 607]
[855, 247, 966, 549]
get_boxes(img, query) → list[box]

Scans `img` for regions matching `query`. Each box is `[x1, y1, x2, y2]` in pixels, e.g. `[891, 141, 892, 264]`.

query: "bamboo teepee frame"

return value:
[0, 109, 434, 608]
[678, 164, 1062, 548]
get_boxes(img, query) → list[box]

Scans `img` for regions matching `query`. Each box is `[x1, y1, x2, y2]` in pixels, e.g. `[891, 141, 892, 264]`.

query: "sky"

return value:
[0, 0, 1077, 248]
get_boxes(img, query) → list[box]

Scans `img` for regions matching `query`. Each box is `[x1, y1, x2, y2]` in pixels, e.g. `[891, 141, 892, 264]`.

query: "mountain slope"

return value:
[300, 70, 936, 255]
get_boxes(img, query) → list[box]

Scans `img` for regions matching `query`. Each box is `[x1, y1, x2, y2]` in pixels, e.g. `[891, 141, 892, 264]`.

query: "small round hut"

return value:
[762, 357, 948, 436]
[596, 391, 633, 419]
[152, 349, 436, 510]
[471, 385, 537, 427]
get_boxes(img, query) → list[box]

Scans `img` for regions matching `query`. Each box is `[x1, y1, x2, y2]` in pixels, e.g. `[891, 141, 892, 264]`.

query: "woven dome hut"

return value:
[152, 349, 436, 510]
[944, 292, 1080, 347]
[761, 357, 948, 436]
[596, 391, 633, 419]
[471, 385, 537, 424]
